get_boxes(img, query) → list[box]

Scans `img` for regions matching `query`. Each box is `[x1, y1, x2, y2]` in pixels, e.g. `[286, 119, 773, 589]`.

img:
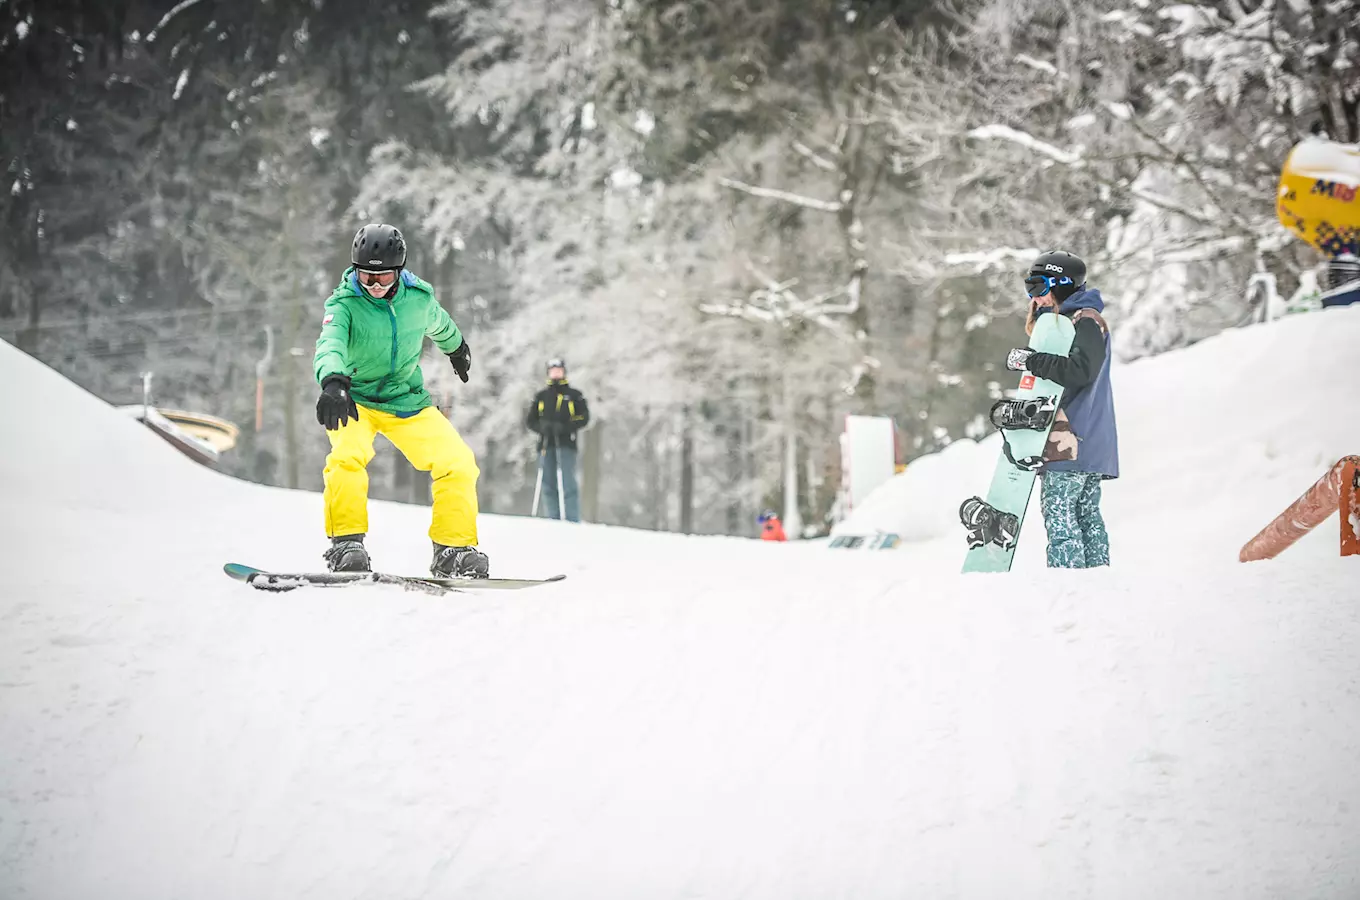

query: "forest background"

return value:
[3, 0, 1354, 536]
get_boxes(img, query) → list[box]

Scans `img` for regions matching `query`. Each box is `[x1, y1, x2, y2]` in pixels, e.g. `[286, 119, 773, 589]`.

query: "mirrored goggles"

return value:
[357, 268, 398, 288]
[1024, 274, 1073, 298]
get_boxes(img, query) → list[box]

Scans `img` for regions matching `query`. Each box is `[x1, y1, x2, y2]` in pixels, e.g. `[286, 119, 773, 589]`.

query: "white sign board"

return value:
[843, 415, 896, 513]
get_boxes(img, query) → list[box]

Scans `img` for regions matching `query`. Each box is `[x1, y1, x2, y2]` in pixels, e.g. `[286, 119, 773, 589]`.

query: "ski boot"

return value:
[959, 497, 1020, 551]
[989, 395, 1057, 431]
[431, 543, 490, 579]
[323, 534, 371, 572]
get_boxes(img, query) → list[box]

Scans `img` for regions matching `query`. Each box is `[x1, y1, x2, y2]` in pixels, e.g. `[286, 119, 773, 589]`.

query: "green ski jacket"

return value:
[313, 268, 464, 415]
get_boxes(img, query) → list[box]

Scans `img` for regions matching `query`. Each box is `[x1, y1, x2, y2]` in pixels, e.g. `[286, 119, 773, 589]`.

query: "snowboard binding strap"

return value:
[1001, 436, 1046, 472]
[989, 395, 1057, 431]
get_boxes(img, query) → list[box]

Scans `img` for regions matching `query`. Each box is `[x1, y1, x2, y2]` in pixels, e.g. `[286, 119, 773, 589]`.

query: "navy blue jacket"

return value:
[1026, 289, 1120, 479]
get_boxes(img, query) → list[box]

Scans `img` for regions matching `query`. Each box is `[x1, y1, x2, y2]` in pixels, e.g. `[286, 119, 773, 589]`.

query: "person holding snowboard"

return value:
[1006, 250, 1119, 568]
[525, 358, 590, 521]
[313, 223, 488, 578]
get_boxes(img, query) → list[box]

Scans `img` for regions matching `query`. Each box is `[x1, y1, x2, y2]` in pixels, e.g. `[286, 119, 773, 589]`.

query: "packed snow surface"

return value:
[2, 310, 1358, 899]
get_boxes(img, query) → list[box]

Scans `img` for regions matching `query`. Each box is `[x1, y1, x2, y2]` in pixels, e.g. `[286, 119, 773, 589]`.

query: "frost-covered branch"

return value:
[966, 124, 1084, 166]
[942, 247, 1043, 273]
[697, 301, 777, 323]
[791, 140, 838, 171]
[717, 177, 844, 212]
[1013, 54, 1064, 78]
[1126, 185, 1216, 227]
[146, 0, 208, 41]
[698, 259, 860, 344]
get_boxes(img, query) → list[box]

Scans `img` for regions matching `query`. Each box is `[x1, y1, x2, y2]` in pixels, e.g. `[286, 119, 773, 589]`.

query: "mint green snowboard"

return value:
[962, 312, 1076, 573]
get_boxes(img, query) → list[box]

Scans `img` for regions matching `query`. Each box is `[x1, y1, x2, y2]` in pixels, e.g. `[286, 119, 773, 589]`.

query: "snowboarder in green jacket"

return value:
[313, 223, 487, 578]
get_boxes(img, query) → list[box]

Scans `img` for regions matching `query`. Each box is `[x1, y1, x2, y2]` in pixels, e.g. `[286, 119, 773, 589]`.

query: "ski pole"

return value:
[531, 445, 545, 516]
[554, 432, 566, 521]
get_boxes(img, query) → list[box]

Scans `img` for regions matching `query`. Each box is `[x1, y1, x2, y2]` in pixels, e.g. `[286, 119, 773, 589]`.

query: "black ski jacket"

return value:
[1025, 315, 1106, 402]
[526, 381, 590, 450]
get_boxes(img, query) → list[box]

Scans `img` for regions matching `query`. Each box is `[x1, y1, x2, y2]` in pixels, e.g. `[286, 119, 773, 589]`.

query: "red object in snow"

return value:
[761, 517, 787, 542]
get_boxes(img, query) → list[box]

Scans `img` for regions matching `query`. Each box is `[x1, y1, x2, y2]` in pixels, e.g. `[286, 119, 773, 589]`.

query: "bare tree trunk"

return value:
[658, 423, 673, 532]
[806, 445, 822, 532]
[17, 291, 40, 355]
[782, 367, 803, 539]
[726, 408, 742, 534]
[679, 405, 694, 533]
[644, 419, 661, 531]
[746, 404, 760, 529]
[580, 422, 601, 523]
[283, 279, 303, 490]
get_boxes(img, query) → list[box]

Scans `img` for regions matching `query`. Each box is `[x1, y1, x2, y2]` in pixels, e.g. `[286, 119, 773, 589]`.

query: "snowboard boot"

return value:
[431, 543, 490, 579]
[323, 535, 371, 573]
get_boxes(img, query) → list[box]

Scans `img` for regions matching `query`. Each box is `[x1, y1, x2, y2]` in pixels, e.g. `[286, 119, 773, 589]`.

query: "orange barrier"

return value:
[1240, 456, 1360, 562]
[1344, 458, 1360, 557]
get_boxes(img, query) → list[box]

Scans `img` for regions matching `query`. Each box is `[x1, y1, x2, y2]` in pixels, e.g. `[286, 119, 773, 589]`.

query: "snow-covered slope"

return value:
[1, 317, 1358, 900]
[840, 306, 1360, 570]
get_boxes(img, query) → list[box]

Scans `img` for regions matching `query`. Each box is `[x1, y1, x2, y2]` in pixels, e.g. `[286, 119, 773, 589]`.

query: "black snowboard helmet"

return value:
[351, 223, 407, 270]
[1026, 249, 1086, 302]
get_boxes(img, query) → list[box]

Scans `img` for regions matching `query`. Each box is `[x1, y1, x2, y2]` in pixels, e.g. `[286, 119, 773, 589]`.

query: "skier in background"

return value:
[1007, 250, 1119, 568]
[525, 358, 590, 522]
[759, 510, 787, 542]
[313, 223, 488, 578]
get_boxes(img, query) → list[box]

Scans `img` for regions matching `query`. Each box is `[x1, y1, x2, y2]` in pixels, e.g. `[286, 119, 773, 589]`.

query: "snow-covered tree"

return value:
[882, 0, 1358, 358]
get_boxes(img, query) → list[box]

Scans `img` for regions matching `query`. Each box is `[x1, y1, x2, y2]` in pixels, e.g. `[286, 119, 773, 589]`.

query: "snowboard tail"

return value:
[223, 563, 565, 593]
[961, 312, 1076, 573]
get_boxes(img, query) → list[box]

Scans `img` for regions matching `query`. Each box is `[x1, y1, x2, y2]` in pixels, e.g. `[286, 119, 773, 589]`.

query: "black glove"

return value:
[448, 339, 471, 383]
[316, 374, 359, 431]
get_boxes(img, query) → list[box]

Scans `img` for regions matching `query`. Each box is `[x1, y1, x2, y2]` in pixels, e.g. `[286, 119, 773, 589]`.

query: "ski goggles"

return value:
[357, 268, 398, 288]
[1024, 273, 1074, 298]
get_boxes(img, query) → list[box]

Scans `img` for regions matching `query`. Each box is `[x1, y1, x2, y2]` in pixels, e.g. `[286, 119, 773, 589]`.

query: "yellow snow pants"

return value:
[323, 405, 480, 547]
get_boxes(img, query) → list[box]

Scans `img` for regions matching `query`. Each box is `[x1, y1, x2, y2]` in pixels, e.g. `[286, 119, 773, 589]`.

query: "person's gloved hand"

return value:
[448, 339, 471, 383]
[316, 374, 359, 431]
[1006, 348, 1033, 372]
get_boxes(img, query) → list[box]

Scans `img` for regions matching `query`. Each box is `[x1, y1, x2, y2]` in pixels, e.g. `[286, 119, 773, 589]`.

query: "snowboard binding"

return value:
[989, 395, 1057, 431]
[1000, 436, 1046, 472]
[959, 496, 1020, 551]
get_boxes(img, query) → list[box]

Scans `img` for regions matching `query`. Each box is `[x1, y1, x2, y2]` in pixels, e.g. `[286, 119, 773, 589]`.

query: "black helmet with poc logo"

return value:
[1025, 249, 1086, 300]
[1028, 249, 1085, 283]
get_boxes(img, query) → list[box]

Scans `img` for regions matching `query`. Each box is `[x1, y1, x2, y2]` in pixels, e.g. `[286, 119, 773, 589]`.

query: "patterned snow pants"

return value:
[1039, 471, 1111, 569]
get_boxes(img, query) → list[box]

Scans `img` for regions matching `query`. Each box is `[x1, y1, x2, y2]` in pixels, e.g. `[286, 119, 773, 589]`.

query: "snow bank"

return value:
[837, 436, 996, 541]
[1, 323, 1358, 900]
[0, 342, 237, 513]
